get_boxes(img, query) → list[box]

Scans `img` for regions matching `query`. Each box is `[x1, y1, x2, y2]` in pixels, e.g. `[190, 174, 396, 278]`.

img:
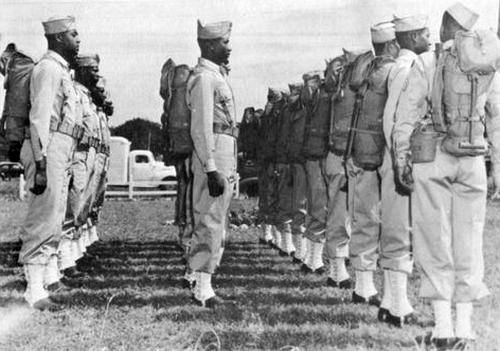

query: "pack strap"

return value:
[213, 122, 239, 138]
[80, 135, 100, 148]
[97, 144, 110, 155]
[49, 119, 85, 140]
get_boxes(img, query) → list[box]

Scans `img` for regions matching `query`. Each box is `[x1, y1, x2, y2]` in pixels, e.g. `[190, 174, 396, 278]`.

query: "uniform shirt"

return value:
[29, 50, 81, 161]
[97, 110, 111, 147]
[187, 57, 236, 172]
[393, 40, 500, 174]
[74, 82, 100, 142]
[382, 48, 418, 150]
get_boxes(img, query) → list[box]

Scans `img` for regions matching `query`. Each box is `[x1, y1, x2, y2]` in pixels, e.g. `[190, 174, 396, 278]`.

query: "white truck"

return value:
[107, 136, 176, 197]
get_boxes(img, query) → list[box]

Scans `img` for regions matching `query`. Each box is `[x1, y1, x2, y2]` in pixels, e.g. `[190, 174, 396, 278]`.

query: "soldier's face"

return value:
[60, 29, 80, 57]
[213, 37, 232, 65]
[414, 28, 431, 54]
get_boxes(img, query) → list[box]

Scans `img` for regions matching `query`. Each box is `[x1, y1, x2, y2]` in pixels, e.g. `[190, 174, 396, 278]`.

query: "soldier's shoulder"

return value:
[32, 56, 64, 78]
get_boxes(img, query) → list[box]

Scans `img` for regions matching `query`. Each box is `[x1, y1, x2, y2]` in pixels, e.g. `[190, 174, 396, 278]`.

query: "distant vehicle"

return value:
[108, 136, 176, 188]
[0, 161, 23, 181]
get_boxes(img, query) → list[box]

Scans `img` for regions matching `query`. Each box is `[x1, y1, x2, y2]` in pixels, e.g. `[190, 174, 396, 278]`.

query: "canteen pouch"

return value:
[410, 122, 441, 163]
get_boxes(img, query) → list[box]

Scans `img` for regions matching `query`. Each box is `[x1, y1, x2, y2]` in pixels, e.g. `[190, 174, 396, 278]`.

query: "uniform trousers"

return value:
[379, 150, 413, 274]
[189, 134, 236, 274]
[304, 152, 349, 258]
[413, 146, 489, 302]
[19, 133, 75, 264]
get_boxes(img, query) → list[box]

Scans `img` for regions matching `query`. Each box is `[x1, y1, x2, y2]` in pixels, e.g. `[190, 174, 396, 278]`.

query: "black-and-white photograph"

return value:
[0, 0, 499, 350]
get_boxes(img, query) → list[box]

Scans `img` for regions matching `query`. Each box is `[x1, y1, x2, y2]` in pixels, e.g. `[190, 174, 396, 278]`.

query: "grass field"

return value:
[0, 179, 499, 351]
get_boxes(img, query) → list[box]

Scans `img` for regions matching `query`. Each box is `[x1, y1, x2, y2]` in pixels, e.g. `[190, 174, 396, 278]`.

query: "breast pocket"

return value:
[61, 77, 80, 123]
[215, 84, 235, 121]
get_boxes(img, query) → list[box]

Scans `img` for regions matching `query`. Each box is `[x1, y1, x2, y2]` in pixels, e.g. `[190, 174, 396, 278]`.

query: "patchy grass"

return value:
[1, 180, 500, 350]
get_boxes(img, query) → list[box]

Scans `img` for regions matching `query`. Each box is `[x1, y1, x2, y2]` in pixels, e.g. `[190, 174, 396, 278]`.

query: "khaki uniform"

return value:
[187, 57, 237, 274]
[379, 49, 417, 274]
[20, 50, 82, 265]
[393, 42, 500, 302]
[348, 56, 394, 272]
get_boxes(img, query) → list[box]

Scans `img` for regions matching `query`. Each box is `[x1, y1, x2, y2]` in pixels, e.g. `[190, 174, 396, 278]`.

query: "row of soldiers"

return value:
[9, 16, 113, 311]
[238, 3, 500, 349]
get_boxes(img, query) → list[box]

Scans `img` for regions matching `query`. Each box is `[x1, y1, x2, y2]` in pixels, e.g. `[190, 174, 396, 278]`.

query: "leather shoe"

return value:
[192, 295, 235, 308]
[352, 292, 381, 307]
[378, 308, 418, 327]
[327, 278, 352, 289]
[415, 332, 459, 351]
[33, 297, 63, 312]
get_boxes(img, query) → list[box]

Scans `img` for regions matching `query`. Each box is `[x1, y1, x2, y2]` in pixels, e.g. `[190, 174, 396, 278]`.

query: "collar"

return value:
[46, 50, 70, 70]
[198, 57, 225, 76]
[398, 48, 418, 60]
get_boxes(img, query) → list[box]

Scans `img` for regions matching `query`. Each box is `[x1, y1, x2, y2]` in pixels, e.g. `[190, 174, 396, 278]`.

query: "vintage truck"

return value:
[108, 136, 176, 189]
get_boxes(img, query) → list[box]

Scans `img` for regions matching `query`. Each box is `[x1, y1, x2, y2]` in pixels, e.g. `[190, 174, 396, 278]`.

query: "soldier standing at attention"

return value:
[393, 2, 500, 348]
[346, 22, 398, 305]
[378, 14, 431, 327]
[19, 15, 82, 311]
[187, 19, 237, 307]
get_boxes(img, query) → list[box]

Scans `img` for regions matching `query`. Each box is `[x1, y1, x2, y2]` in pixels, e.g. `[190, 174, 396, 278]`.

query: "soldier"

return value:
[301, 71, 330, 274]
[393, 2, 500, 347]
[19, 15, 82, 310]
[72, 54, 105, 270]
[187, 19, 238, 307]
[378, 15, 431, 327]
[345, 22, 398, 305]
[257, 89, 285, 245]
[284, 82, 308, 262]
[86, 76, 113, 245]
[57, 54, 102, 280]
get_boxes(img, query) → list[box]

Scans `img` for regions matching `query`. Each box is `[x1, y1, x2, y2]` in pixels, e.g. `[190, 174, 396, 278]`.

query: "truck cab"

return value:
[108, 136, 176, 187]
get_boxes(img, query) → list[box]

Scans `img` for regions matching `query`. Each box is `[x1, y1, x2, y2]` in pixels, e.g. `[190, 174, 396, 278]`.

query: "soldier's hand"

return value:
[207, 171, 225, 197]
[30, 157, 47, 195]
[491, 172, 500, 200]
[394, 154, 414, 195]
[345, 158, 364, 177]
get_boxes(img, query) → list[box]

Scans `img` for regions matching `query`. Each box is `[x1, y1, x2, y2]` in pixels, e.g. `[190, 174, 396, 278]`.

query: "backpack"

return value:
[328, 49, 374, 157]
[431, 30, 499, 157]
[351, 56, 395, 170]
[159, 58, 193, 164]
[0, 47, 35, 162]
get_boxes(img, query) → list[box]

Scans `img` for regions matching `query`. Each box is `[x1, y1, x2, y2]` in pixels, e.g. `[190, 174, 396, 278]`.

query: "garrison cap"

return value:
[197, 19, 232, 39]
[267, 87, 283, 103]
[302, 70, 322, 82]
[371, 21, 396, 44]
[75, 53, 100, 67]
[42, 15, 76, 35]
[393, 14, 429, 32]
[445, 2, 479, 30]
[288, 82, 304, 94]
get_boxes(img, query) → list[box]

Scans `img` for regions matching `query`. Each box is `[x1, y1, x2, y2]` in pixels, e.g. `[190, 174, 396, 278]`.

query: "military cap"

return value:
[288, 82, 304, 94]
[371, 21, 396, 44]
[393, 14, 429, 32]
[267, 87, 283, 103]
[302, 71, 323, 82]
[446, 2, 479, 30]
[197, 19, 232, 39]
[42, 15, 76, 35]
[75, 54, 100, 67]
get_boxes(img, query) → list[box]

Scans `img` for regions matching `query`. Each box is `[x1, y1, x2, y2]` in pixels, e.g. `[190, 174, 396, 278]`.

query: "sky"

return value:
[0, 0, 498, 127]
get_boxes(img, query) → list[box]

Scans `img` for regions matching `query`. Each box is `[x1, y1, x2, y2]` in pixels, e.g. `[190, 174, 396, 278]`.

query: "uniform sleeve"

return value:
[383, 63, 411, 144]
[392, 64, 428, 158]
[485, 72, 500, 180]
[29, 61, 62, 161]
[189, 73, 217, 172]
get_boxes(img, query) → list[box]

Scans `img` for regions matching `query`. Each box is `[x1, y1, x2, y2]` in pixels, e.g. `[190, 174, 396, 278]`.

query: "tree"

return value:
[110, 118, 165, 157]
